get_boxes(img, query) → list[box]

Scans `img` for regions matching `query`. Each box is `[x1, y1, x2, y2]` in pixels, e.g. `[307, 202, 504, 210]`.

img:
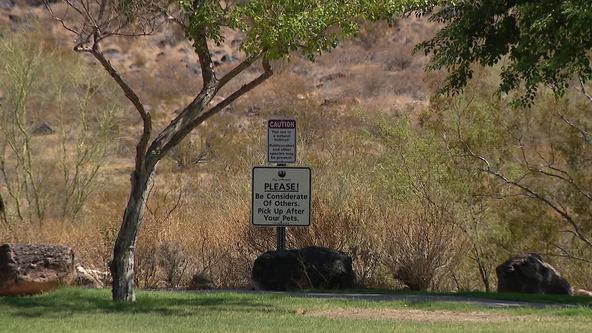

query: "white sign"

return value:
[267, 119, 296, 164]
[252, 167, 311, 226]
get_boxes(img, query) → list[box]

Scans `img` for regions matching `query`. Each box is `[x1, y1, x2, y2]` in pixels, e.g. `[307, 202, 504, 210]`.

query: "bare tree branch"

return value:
[46, 0, 162, 49]
[577, 76, 592, 104]
[164, 12, 187, 29]
[452, 99, 592, 250]
[86, 38, 152, 174]
[534, 168, 592, 201]
[473, 154, 592, 249]
[560, 114, 591, 146]
[43, 0, 83, 37]
[45, 0, 159, 173]
[543, 244, 592, 264]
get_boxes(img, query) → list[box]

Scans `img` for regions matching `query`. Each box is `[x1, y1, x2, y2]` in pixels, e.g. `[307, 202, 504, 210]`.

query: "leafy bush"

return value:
[420, 73, 592, 289]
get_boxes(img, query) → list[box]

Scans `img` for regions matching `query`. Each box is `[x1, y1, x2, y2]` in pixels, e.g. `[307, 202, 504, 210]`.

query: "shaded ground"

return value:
[181, 289, 581, 309]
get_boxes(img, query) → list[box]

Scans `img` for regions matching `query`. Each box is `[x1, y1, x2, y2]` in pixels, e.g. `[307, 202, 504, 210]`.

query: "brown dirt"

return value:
[303, 308, 542, 323]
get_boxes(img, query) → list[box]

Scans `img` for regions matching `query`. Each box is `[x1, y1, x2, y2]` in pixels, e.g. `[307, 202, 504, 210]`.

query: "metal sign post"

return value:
[276, 163, 286, 251]
[277, 225, 286, 251]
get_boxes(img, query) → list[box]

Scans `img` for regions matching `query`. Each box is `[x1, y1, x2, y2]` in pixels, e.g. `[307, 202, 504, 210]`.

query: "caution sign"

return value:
[252, 166, 311, 226]
[267, 119, 296, 164]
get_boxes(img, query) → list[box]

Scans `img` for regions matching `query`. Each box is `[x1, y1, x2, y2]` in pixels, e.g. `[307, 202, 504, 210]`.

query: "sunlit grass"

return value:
[0, 289, 591, 333]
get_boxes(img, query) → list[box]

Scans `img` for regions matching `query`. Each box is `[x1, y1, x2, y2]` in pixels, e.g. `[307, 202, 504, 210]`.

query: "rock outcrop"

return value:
[252, 246, 355, 291]
[189, 272, 215, 290]
[0, 244, 75, 296]
[573, 288, 592, 297]
[0, 0, 14, 10]
[72, 265, 109, 289]
[496, 253, 572, 295]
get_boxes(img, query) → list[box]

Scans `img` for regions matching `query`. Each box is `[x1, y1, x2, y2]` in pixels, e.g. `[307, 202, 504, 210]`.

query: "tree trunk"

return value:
[106, 54, 271, 302]
[110, 168, 155, 302]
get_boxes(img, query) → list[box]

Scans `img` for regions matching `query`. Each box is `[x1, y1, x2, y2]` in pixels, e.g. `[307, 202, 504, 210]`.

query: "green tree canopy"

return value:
[410, 0, 592, 106]
[179, 0, 407, 61]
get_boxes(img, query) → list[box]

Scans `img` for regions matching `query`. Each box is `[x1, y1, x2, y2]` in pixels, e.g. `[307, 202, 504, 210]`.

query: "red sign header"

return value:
[268, 119, 296, 129]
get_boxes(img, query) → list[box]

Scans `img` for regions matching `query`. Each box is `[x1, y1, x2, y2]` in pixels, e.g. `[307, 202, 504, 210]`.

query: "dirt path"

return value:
[159, 289, 584, 323]
[304, 308, 539, 323]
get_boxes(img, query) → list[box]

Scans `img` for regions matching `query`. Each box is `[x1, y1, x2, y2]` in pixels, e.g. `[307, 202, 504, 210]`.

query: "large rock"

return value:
[23, 0, 60, 7]
[189, 272, 215, 290]
[252, 246, 355, 291]
[0, 244, 75, 296]
[496, 253, 572, 295]
[31, 122, 55, 136]
[0, 0, 14, 10]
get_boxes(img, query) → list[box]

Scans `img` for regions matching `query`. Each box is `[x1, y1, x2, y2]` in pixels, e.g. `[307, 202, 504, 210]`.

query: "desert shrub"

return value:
[167, 133, 211, 171]
[347, 243, 383, 288]
[385, 49, 414, 71]
[135, 242, 160, 288]
[289, 198, 370, 251]
[231, 71, 315, 120]
[0, 26, 123, 234]
[363, 112, 475, 290]
[157, 241, 192, 288]
[241, 217, 276, 254]
[287, 197, 385, 287]
[355, 21, 392, 50]
[420, 70, 592, 290]
[381, 201, 465, 291]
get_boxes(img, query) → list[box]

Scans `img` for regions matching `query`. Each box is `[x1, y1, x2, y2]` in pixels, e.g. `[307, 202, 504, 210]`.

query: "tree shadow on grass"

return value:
[0, 288, 280, 319]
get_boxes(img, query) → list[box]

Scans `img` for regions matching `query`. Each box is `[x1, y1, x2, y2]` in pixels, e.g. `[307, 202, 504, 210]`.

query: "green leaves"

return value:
[180, 0, 225, 52]
[174, 0, 424, 61]
[412, 0, 592, 106]
[231, 0, 351, 61]
[180, 0, 405, 61]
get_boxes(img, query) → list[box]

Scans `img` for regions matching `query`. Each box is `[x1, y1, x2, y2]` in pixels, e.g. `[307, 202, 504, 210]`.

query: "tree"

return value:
[43, 0, 405, 302]
[407, 0, 591, 281]
[410, 0, 592, 106]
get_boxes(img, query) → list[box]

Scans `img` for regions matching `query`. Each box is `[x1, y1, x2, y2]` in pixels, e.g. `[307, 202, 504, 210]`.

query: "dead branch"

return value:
[577, 76, 592, 104]
[86, 42, 152, 173]
[560, 114, 591, 146]
[473, 153, 592, 249]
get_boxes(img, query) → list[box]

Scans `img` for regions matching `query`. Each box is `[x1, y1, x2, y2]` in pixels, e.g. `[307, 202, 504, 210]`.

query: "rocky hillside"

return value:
[1, 0, 439, 119]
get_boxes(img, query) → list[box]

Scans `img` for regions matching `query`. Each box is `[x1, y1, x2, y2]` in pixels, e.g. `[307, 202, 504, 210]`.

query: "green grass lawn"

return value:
[0, 288, 591, 333]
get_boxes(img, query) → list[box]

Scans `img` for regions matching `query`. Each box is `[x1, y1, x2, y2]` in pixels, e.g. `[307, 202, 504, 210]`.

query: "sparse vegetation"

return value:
[0, 27, 123, 237]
